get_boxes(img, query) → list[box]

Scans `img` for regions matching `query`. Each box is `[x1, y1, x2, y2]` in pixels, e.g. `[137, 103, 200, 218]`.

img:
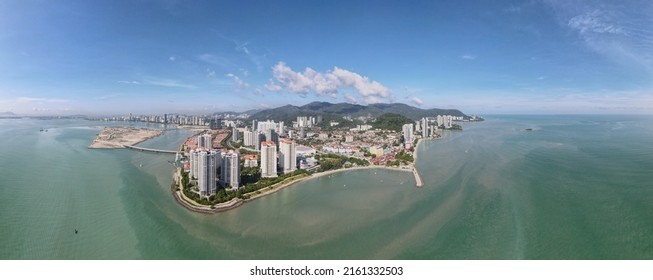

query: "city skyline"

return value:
[1, 0, 652, 116]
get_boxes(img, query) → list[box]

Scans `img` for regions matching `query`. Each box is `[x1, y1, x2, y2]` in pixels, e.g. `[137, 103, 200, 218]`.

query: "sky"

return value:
[1, 0, 652, 115]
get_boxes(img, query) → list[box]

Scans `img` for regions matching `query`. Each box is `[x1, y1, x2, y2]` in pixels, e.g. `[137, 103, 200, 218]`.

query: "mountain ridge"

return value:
[249, 101, 469, 122]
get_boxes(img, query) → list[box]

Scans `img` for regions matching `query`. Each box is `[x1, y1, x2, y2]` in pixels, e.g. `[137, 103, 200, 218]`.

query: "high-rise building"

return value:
[402, 123, 414, 149]
[260, 141, 278, 178]
[231, 126, 239, 142]
[279, 138, 296, 174]
[444, 115, 453, 129]
[265, 129, 279, 148]
[189, 149, 199, 179]
[220, 151, 240, 189]
[243, 130, 254, 146]
[197, 150, 217, 197]
[197, 133, 212, 149]
[257, 120, 277, 133]
[421, 117, 429, 139]
[297, 116, 307, 128]
[278, 121, 284, 136]
[255, 132, 266, 151]
[251, 120, 258, 132]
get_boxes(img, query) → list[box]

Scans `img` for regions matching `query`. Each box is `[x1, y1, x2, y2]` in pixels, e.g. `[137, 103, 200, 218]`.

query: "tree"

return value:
[372, 113, 414, 132]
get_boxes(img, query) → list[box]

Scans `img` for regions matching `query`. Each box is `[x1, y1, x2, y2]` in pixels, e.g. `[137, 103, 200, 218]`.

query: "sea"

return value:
[1, 115, 652, 259]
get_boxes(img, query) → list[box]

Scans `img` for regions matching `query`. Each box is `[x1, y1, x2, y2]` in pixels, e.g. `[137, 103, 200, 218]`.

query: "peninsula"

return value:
[95, 102, 481, 214]
[89, 126, 164, 149]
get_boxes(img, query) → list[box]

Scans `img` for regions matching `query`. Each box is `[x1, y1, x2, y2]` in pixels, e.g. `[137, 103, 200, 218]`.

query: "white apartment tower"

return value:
[243, 130, 254, 146]
[260, 141, 278, 178]
[231, 126, 239, 142]
[402, 123, 414, 148]
[421, 117, 429, 139]
[278, 121, 284, 136]
[197, 133, 212, 149]
[197, 150, 217, 197]
[279, 138, 296, 174]
[190, 149, 199, 179]
[221, 151, 240, 189]
[265, 129, 279, 148]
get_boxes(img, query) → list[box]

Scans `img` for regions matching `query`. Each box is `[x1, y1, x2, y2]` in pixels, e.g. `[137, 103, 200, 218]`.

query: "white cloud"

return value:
[16, 97, 69, 104]
[198, 53, 238, 69]
[537, 76, 546, 80]
[96, 94, 120, 100]
[142, 78, 196, 89]
[118, 80, 141, 85]
[410, 97, 423, 106]
[269, 62, 393, 104]
[461, 55, 476, 60]
[344, 93, 358, 104]
[206, 69, 216, 77]
[169, 56, 176, 61]
[568, 10, 624, 35]
[226, 73, 249, 88]
[265, 80, 283, 93]
[547, 2, 653, 74]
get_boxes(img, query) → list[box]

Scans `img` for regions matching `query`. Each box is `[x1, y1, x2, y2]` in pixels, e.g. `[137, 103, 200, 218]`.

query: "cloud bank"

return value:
[266, 62, 393, 104]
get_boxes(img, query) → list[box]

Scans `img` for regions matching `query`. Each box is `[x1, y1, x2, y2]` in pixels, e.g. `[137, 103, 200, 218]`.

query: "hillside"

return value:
[249, 101, 468, 122]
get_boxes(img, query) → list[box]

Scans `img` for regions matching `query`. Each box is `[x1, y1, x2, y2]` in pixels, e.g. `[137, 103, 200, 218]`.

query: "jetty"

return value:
[123, 145, 177, 154]
[413, 167, 423, 187]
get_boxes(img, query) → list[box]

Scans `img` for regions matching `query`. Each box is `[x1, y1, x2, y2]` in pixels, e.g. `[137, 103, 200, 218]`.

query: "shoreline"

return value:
[173, 165, 415, 214]
[89, 126, 164, 149]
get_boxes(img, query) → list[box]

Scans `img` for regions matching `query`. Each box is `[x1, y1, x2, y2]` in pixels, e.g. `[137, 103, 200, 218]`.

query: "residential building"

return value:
[231, 126, 239, 142]
[220, 151, 240, 189]
[197, 150, 217, 197]
[279, 138, 296, 174]
[197, 133, 212, 149]
[260, 141, 278, 178]
[243, 130, 254, 146]
[243, 154, 258, 168]
[402, 123, 414, 149]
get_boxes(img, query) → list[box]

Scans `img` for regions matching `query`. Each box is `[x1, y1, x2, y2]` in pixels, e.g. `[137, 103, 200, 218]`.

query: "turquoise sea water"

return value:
[1, 115, 652, 259]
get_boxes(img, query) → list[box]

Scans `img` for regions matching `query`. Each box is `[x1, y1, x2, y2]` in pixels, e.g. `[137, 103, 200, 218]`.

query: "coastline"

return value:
[89, 126, 164, 149]
[173, 165, 415, 214]
[171, 131, 431, 214]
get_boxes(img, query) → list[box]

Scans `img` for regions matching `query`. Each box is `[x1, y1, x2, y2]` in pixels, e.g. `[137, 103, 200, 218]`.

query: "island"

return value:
[89, 126, 164, 148]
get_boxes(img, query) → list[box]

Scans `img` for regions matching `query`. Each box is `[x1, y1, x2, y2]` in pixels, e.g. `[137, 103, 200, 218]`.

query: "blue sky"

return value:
[1, 0, 652, 115]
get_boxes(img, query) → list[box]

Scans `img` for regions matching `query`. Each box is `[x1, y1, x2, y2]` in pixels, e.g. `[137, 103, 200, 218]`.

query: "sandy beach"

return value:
[89, 126, 164, 148]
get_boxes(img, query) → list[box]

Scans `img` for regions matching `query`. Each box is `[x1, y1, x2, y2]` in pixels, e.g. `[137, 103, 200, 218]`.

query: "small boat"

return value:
[139, 164, 143, 167]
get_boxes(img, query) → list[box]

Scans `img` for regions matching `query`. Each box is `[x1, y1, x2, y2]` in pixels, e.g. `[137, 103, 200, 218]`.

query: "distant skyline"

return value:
[1, 0, 652, 115]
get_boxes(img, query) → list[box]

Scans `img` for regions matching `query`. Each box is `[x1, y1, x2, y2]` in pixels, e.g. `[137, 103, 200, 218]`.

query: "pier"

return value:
[413, 167, 423, 187]
[123, 145, 177, 154]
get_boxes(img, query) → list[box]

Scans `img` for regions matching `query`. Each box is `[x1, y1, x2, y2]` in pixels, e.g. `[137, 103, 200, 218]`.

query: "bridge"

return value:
[123, 145, 177, 154]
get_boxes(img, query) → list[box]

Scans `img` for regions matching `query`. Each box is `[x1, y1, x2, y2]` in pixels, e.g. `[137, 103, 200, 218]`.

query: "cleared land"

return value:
[89, 126, 164, 148]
